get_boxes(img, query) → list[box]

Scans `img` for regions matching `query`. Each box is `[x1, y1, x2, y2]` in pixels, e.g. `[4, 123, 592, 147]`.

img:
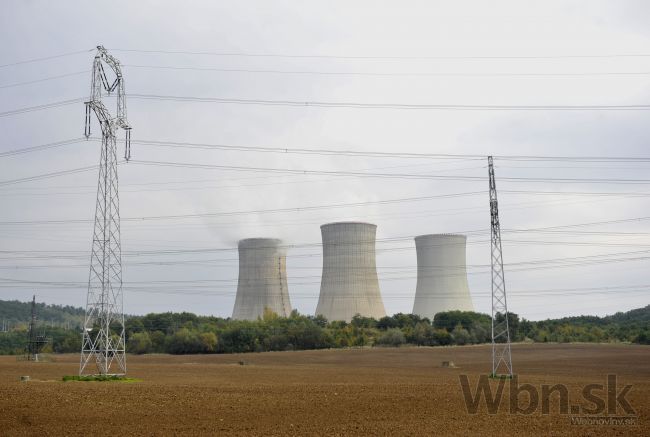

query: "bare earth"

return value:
[0, 344, 647, 436]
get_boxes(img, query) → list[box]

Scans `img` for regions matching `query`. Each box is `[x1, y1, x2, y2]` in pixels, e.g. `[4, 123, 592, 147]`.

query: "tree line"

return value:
[0, 304, 647, 355]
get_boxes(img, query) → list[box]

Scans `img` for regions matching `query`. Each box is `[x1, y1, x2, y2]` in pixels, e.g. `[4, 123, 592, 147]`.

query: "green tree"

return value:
[126, 318, 145, 335]
[166, 328, 202, 354]
[128, 332, 152, 354]
[434, 311, 490, 332]
[375, 328, 406, 347]
[451, 324, 471, 345]
[351, 314, 377, 329]
[468, 322, 489, 344]
[53, 330, 80, 353]
[635, 330, 650, 345]
[198, 332, 217, 353]
[432, 328, 452, 345]
[376, 316, 398, 330]
[150, 330, 167, 352]
[409, 322, 435, 346]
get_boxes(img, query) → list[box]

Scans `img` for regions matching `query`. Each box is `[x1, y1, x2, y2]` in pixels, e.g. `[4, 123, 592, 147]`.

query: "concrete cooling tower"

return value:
[412, 234, 474, 319]
[232, 238, 292, 320]
[316, 222, 386, 322]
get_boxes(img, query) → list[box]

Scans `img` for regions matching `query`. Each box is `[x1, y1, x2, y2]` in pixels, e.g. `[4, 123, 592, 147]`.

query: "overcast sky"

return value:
[1, 1, 649, 321]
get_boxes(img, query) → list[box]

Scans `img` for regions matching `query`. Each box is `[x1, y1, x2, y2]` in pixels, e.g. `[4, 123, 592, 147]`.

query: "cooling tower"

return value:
[412, 234, 474, 319]
[232, 238, 292, 320]
[316, 222, 386, 322]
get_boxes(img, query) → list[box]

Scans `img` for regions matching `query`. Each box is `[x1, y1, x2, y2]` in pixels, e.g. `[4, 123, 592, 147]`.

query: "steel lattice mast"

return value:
[25, 295, 47, 361]
[488, 156, 513, 377]
[80, 46, 131, 376]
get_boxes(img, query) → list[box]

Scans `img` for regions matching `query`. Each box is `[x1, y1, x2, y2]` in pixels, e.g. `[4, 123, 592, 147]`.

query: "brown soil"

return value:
[0, 344, 647, 436]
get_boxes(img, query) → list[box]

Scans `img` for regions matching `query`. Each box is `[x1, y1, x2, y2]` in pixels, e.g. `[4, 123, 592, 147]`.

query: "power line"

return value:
[130, 159, 483, 180]
[4, 246, 650, 274]
[124, 64, 650, 78]
[2, 251, 647, 277]
[130, 159, 650, 184]
[1, 272, 648, 298]
[0, 164, 103, 187]
[133, 138, 484, 160]
[9, 136, 650, 163]
[7, 158, 650, 190]
[129, 93, 650, 111]
[501, 189, 650, 197]
[0, 71, 89, 90]
[493, 156, 650, 163]
[4, 180, 649, 199]
[2, 247, 650, 275]
[0, 185, 648, 228]
[2, 95, 650, 120]
[1, 219, 648, 257]
[0, 137, 92, 158]
[133, 138, 650, 162]
[5, 237, 650, 268]
[506, 215, 650, 232]
[0, 98, 84, 118]
[110, 48, 650, 60]
[0, 49, 93, 69]
[0, 161, 482, 188]
[0, 191, 483, 225]
[4, 223, 650, 261]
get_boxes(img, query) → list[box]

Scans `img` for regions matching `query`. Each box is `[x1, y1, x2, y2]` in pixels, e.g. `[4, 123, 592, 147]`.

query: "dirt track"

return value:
[0, 344, 647, 436]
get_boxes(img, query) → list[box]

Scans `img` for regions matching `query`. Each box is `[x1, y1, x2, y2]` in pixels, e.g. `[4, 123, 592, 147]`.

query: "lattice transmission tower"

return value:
[80, 46, 132, 376]
[488, 156, 513, 377]
[25, 295, 48, 361]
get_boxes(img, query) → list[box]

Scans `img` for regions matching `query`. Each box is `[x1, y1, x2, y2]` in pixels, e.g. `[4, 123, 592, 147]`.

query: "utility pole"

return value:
[488, 156, 513, 377]
[80, 46, 132, 376]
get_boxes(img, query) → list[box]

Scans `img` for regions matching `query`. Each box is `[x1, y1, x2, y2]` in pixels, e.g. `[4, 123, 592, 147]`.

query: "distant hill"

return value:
[530, 305, 650, 332]
[0, 298, 647, 333]
[604, 305, 650, 325]
[524, 305, 650, 344]
[0, 299, 85, 331]
[531, 305, 650, 326]
[0, 299, 647, 355]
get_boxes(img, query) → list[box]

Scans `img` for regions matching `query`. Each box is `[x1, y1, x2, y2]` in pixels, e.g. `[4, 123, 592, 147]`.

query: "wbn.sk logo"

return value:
[459, 374, 637, 425]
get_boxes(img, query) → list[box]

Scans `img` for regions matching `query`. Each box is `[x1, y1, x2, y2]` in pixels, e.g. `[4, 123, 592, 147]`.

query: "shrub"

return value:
[432, 328, 452, 346]
[451, 324, 471, 346]
[635, 330, 650, 345]
[128, 332, 152, 354]
[409, 322, 435, 346]
[166, 328, 203, 354]
[374, 328, 406, 347]
[198, 332, 218, 353]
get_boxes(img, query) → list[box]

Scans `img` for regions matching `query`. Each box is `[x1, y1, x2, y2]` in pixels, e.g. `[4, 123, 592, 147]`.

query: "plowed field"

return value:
[0, 344, 647, 436]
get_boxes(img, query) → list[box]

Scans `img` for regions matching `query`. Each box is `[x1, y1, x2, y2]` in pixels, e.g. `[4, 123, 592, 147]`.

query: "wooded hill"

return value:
[0, 299, 84, 331]
[0, 299, 647, 355]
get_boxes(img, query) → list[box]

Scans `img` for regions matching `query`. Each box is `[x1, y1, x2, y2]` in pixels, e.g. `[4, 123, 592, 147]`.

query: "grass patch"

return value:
[62, 375, 140, 383]
[489, 373, 514, 380]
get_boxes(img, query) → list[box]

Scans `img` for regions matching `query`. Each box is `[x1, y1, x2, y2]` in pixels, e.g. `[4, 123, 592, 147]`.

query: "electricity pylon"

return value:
[80, 46, 132, 376]
[25, 295, 48, 361]
[488, 156, 513, 377]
